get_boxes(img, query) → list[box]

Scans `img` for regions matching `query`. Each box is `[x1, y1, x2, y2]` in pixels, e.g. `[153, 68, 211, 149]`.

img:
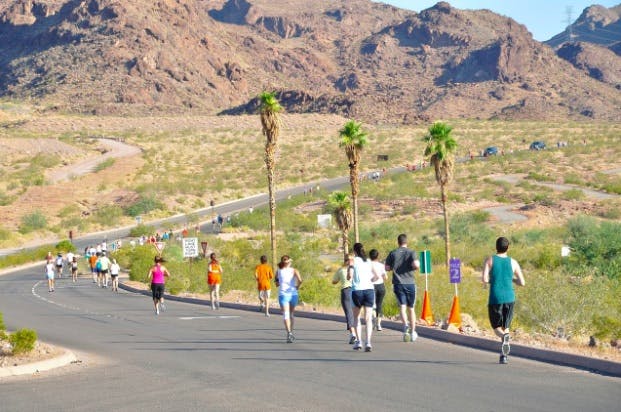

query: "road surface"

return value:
[0, 267, 618, 411]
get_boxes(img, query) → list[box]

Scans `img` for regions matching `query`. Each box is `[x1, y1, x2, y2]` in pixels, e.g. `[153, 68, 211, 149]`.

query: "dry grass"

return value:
[1, 106, 620, 246]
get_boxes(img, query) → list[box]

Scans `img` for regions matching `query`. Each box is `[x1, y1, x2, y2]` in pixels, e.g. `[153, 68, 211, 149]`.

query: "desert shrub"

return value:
[566, 216, 621, 280]
[125, 196, 164, 217]
[94, 205, 123, 225]
[561, 189, 585, 201]
[55, 239, 76, 253]
[0, 190, 14, 206]
[9, 328, 37, 355]
[599, 205, 621, 220]
[527, 171, 554, 182]
[0, 226, 11, 241]
[592, 315, 621, 342]
[128, 224, 156, 237]
[19, 211, 47, 233]
[93, 158, 115, 172]
[298, 275, 339, 308]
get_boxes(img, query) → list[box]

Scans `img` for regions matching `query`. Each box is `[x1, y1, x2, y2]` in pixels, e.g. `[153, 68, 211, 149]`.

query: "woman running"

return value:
[147, 256, 170, 315]
[207, 253, 223, 310]
[332, 254, 356, 344]
[45, 259, 55, 292]
[110, 258, 120, 292]
[351, 243, 378, 352]
[370, 249, 388, 331]
[276, 255, 303, 343]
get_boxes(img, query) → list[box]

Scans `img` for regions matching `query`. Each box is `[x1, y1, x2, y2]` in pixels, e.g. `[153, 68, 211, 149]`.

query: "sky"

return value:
[380, 1, 620, 41]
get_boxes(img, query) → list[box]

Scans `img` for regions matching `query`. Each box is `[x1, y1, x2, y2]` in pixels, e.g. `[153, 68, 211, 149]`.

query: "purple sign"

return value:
[449, 258, 461, 284]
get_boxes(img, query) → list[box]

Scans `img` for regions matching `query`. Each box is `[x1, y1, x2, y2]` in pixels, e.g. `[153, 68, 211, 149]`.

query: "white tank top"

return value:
[352, 257, 374, 291]
[277, 267, 298, 295]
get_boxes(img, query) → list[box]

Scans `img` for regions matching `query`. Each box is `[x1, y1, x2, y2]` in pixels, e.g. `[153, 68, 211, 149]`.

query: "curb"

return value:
[121, 282, 621, 378]
[0, 347, 77, 378]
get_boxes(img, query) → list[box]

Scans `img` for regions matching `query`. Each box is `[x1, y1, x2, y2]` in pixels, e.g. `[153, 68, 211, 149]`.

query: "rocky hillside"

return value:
[546, 4, 621, 91]
[1, 0, 620, 122]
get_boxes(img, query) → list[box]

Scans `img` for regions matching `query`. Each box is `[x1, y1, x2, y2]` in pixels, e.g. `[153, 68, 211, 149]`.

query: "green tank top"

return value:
[488, 255, 515, 305]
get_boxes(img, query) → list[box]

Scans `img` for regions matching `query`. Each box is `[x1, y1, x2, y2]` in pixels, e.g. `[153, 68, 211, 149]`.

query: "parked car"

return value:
[483, 146, 498, 157]
[529, 141, 546, 150]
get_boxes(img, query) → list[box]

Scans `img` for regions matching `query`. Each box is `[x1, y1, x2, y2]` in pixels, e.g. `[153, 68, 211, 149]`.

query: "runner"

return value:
[147, 256, 170, 315]
[254, 255, 274, 316]
[45, 259, 55, 292]
[351, 243, 378, 352]
[110, 258, 120, 292]
[98, 252, 111, 288]
[55, 253, 64, 279]
[331, 254, 356, 344]
[207, 253, 223, 310]
[276, 255, 302, 343]
[70, 256, 79, 283]
[482, 236, 526, 364]
[385, 234, 420, 343]
[89, 252, 98, 284]
[369, 249, 388, 331]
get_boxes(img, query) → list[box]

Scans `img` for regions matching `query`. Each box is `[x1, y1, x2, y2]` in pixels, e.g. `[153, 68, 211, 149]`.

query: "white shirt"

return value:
[371, 260, 386, 285]
[110, 263, 120, 275]
[352, 256, 374, 291]
[277, 267, 298, 295]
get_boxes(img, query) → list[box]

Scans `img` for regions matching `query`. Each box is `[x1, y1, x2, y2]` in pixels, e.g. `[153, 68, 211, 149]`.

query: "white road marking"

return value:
[179, 316, 240, 320]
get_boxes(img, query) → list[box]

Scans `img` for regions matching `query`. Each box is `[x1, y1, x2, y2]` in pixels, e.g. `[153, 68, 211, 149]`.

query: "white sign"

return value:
[317, 214, 332, 229]
[561, 245, 571, 257]
[182, 237, 199, 258]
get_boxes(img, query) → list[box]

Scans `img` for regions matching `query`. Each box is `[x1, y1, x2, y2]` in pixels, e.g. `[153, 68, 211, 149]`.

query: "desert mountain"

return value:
[1, 0, 620, 122]
[545, 4, 621, 90]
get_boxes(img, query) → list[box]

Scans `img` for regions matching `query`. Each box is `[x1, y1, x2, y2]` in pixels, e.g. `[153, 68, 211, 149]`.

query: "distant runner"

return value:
[147, 256, 170, 315]
[254, 255, 274, 317]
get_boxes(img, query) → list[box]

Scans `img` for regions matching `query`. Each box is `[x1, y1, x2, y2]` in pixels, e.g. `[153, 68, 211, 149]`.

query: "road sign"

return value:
[182, 238, 199, 258]
[449, 258, 461, 283]
[420, 250, 432, 274]
[201, 241, 208, 256]
[154, 242, 166, 255]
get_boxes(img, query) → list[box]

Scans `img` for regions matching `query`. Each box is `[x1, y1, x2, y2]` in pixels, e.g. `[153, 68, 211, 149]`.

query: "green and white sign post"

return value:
[419, 250, 434, 325]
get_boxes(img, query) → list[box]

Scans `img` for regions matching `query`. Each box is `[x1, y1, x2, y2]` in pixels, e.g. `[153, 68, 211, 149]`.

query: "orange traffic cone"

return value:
[448, 295, 462, 329]
[420, 290, 434, 325]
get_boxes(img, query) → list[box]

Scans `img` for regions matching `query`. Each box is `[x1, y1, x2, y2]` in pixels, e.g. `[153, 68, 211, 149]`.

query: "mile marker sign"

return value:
[183, 237, 199, 258]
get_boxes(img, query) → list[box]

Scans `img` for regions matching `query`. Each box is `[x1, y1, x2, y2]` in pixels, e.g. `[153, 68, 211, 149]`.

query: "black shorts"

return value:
[488, 302, 515, 330]
[151, 283, 165, 300]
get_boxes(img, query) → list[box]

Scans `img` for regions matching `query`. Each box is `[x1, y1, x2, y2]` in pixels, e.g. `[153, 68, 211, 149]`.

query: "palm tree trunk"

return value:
[267, 165, 277, 270]
[441, 184, 451, 268]
[350, 166, 359, 243]
[342, 229, 350, 261]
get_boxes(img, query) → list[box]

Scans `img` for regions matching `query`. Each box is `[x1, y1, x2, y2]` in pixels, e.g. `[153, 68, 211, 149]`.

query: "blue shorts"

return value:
[279, 292, 299, 307]
[393, 283, 416, 307]
[352, 289, 375, 308]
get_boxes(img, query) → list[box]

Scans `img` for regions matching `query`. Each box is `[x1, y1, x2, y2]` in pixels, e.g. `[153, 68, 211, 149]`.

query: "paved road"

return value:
[0, 267, 618, 411]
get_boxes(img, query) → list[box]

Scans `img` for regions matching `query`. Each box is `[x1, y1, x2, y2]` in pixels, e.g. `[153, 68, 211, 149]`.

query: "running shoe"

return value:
[265, 312, 270, 317]
[156, 307, 160, 315]
[403, 326, 412, 342]
[353, 340, 362, 350]
[376, 319, 382, 331]
[499, 354, 508, 364]
[160, 302, 166, 311]
[410, 330, 418, 342]
[286, 332, 295, 343]
[365, 344, 372, 352]
[502, 333, 511, 355]
[348, 335, 356, 344]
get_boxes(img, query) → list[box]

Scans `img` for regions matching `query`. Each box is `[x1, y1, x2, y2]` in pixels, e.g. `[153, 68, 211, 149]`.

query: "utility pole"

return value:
[565, 6, 575, 42]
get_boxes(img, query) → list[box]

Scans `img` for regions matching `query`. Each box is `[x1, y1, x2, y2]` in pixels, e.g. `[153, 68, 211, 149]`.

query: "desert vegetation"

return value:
[1, 108, 620, 352]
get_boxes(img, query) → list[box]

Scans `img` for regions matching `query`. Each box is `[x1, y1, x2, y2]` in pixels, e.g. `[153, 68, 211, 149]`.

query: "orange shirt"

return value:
[207, 262, 222, 285]
[89, 255, 98, 268]
[255, 263, 273, 291]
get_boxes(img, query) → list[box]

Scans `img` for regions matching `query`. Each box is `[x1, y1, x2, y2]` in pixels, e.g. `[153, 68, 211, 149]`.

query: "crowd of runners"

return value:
[45, 232, 524, 364]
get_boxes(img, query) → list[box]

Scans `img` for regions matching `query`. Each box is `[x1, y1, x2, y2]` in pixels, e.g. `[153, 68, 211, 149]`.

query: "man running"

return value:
[254, 255, 274, 316]
[482, 236, 526, 364]
[385, 234, 420, 342]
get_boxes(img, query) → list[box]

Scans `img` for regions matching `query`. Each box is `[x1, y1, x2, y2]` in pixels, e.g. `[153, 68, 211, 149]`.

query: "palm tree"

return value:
[259, 91, 282, 268]
[327, 191, 353, 261]
[338, 120, 368, 243]
[423, 122, 457, 268]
